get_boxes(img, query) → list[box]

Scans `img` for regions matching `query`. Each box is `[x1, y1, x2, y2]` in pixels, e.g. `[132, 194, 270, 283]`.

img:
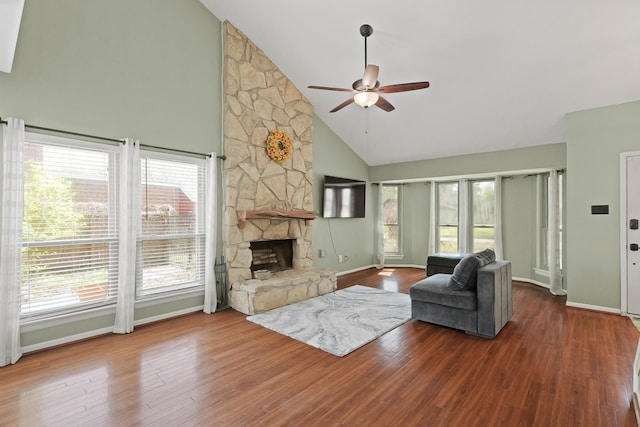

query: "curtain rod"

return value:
[0, 118, 226, 160]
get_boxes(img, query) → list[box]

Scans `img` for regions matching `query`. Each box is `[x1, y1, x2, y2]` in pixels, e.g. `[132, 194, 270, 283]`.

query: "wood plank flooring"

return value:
[0, 267, 638, 426]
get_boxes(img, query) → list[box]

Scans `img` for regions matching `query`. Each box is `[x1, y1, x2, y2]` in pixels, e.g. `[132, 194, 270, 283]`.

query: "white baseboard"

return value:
[335, 264, 376, 276]
[513, 276, 551, 289]
[134, 305, 204, 327]
[565, 301, 621, 314]
[335, 264, 427, 276]
[21, 305, 205, 354]
[514, 277, 620, 314]
[21, 326, 114, 354]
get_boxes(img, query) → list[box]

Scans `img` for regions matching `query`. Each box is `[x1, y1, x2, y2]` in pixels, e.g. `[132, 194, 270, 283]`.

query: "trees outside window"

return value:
[382, 185, 401, 255]
[471, 180, 495, 252]
[137, 154, 205, 297]
[437, 182, 459, 253]
[21, 140, 118, 317]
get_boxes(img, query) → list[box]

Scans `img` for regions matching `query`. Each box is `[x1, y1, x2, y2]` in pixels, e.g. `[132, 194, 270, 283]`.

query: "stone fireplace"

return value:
[221, 21, 336, 315]
[250, 239, 294, 272]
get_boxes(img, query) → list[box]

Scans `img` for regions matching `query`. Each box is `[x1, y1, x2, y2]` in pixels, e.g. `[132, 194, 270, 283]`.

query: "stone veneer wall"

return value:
[222, 21, 315, 289]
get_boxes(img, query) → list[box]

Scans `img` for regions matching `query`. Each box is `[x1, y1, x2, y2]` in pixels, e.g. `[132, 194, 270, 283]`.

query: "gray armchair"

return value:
[409, 251, 513, 338]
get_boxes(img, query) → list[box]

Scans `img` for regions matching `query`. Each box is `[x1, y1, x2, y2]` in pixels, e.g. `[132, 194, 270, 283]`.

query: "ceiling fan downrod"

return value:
[360, 24, 373, 70]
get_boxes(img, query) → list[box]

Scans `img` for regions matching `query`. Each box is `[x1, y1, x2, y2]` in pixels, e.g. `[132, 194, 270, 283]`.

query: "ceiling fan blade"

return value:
[330, 97, 355, 113]
[308, 85, 353, 92]
[378, 81, 430, 93]
[375, 96, 395, 112]
[362, 64, 379, 89]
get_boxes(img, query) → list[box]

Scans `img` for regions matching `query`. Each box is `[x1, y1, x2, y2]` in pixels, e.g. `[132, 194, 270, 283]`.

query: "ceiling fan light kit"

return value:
[308, 24, 429, 113]
[354, 91, 379, 108]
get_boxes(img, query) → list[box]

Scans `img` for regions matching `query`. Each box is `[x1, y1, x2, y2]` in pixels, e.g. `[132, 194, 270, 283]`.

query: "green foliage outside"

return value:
[22, 160, 98, 301]
[23, 160, 83, 242]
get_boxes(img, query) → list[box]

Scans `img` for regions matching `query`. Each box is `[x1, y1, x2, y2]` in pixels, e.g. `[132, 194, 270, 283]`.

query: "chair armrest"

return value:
[476, 260, 513, 338]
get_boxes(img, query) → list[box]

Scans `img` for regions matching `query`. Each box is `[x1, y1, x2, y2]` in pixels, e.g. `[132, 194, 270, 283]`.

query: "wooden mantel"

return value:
[237, 209, 316, 228]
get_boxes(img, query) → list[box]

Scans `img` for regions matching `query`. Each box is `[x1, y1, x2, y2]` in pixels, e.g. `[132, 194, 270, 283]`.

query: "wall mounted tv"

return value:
[322, 175, 366, 218]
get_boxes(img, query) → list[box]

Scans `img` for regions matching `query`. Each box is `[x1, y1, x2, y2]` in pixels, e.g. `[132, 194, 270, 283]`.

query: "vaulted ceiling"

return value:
[201, 0, 640, 166]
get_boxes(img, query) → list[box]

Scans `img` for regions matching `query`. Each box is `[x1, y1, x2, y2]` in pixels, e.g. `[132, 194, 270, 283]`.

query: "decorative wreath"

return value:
[265, 130, 292, 163]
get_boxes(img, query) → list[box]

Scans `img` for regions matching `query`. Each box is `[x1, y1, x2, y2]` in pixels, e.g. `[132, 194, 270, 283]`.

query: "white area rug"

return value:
[247, 285, 411, 357]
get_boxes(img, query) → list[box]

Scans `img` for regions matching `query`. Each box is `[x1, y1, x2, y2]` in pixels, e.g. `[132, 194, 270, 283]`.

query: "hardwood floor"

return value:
[1, 267, 638, 426]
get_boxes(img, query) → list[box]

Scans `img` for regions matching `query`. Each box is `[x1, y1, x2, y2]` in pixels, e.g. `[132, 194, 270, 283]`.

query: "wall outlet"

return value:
[319, 249, 326, 258]
[338, 254, 344, 263]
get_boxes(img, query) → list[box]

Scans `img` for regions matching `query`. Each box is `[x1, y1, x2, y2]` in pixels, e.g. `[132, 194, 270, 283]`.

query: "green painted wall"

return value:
[369, 143, 566, 182]
[368, 143, 567, 282]
[566, 100, 640, 309]
[0, 0, 222, 348]
[312, 116, 374, 272]
[0, 0, 222, 152]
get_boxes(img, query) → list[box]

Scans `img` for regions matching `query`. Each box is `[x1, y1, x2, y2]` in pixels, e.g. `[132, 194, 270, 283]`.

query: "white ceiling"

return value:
[0, 0, 25, 73]
[201, 0, 640, 166]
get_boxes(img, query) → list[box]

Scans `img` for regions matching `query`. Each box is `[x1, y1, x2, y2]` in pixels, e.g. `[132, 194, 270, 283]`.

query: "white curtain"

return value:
[494, 176, 504, 260]
[428, 181, 437, 255]
[203, 153, 217, 314]
[458, 179, 469, 254]
[114, 139, 140, 334]
[0, 118, 24, 367]
[377, 184, 385, 268]
[548, 170, 566, 295]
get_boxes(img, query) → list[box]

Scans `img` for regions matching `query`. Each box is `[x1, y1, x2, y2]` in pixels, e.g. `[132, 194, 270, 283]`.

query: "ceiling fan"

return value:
[308, 24, 430, 113]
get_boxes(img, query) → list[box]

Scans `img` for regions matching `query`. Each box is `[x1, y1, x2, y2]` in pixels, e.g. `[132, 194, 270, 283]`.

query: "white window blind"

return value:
[137, 152, 205, 297]
[21, 135, 119, 318]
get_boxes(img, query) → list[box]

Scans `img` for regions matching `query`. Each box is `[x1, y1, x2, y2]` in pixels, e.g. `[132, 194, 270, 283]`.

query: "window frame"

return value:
[382, 184, 403, 256]
[436, 181, 459, 254]
[20, 133, 120, 320]
[535, 172, 564, 275]
[469, 179, 496, 253]
[135, 150, 207, 299]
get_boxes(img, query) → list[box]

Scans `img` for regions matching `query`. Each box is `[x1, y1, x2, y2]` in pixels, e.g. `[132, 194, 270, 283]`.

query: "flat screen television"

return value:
[322, 175, 366, 218]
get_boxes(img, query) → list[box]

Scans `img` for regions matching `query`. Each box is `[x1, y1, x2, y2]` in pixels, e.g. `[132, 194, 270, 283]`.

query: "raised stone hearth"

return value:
[230, 267, 336, 315]
[221, 21, 336, 314]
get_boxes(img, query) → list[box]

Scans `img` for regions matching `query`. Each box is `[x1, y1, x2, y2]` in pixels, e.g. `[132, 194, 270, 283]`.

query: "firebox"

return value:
[250, 239, 294, 272]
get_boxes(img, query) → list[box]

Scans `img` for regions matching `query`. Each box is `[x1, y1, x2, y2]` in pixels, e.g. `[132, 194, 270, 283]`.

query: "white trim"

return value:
[619, 152, 640, 315]
[21, 291, 204, 332]
[134, 305, 204, 327]
[381, 263, 425, 269]
[335, 264, 377, 276]
[21, 304, 205, 354]
[514, 276, 552, 290]
[21, 305, 116, 332]
[372, 168, 553, 185]
[565, 301, 620, 314]
[21, 326, 114, 354]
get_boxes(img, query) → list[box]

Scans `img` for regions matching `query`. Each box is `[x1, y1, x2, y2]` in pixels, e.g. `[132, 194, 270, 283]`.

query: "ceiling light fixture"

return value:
[353, 91, 379, 108]
[308, 24, 430, 113]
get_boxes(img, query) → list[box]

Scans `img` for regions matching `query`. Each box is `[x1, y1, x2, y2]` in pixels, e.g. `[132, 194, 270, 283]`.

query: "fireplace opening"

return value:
[250, 239, 294, 272]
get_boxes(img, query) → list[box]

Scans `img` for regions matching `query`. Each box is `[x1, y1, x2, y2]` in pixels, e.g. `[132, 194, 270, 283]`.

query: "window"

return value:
[18, 134, 209, 319]
[471, 180, 495, 252]
[137, 152, 206, 297]
[536, 173, 563, 272]
[382, 184, 401, 254]
[21, 135, 119, 318]
[437, 182, 459, 253]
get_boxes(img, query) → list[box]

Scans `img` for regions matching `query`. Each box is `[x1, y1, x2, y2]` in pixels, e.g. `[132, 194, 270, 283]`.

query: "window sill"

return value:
[21, 289, 205, 332]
